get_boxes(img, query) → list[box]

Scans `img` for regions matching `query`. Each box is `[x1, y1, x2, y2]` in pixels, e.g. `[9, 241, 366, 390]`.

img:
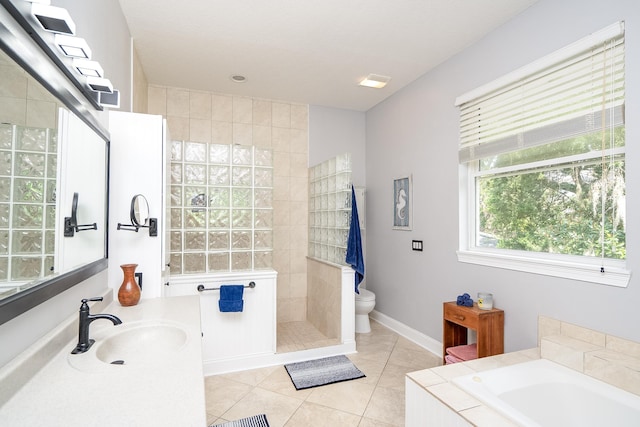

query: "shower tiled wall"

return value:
[147, 85, 309, 322]
[0, 50, 60, 287]
[168, 142, 274, 273]
[0, 125, 56, 284]
[308, 153, 352, 265]
[0, 51, 59, 130]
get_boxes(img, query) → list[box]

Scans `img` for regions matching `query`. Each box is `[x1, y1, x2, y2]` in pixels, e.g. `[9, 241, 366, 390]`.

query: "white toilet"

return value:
[355, 288, 376, 333]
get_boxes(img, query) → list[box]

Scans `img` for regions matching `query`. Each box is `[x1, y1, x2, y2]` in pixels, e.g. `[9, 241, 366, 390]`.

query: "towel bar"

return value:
[197, 281, 256, 292]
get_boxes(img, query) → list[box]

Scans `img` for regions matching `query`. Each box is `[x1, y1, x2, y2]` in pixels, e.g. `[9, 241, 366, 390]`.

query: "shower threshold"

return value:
[277, 320, 341, 353]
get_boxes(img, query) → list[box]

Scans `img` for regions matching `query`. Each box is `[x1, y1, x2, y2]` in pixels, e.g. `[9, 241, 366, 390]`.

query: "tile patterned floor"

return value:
[205, 320, 442, 426]
[276, 321, 341, 353]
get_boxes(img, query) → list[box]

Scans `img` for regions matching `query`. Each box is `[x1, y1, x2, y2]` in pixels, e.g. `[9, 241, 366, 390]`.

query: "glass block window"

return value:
[169, 142, 273, 273]
[308, 153, 352, 265]
[0, 124, 56, 283]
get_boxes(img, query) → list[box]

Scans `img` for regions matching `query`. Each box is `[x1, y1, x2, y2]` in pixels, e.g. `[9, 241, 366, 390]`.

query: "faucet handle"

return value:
[79, 297, 104, 310]
[81, 297, 104, 304]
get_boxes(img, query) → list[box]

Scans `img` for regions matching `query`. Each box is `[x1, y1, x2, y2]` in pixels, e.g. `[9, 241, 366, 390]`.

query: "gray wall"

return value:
[365, 0, 640, 351]
[309, 105, 366, 187]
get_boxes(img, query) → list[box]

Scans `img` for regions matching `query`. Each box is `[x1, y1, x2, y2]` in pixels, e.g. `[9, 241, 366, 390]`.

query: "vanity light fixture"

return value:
[86, 76, 113, 93]
[72, 59, 103, 77]
[55, 34, 92, 59]
[358, 74, 391, 89]
[31, 3, 76, 35]
[99, 90, 120, 108]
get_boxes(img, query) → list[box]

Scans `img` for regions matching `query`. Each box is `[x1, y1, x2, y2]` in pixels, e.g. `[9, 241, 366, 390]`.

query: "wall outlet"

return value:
[412, 240, 423, 251]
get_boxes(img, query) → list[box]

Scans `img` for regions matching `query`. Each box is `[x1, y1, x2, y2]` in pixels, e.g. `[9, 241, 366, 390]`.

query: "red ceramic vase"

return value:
[118, 263, 140, 306]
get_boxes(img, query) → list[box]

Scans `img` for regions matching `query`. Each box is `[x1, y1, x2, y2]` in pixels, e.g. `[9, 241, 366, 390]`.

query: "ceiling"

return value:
[118, 0, 538, 112]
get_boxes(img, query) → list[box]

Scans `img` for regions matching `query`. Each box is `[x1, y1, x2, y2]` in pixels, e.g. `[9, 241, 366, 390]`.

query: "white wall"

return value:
[365, 0, 640, 351]
[309, 105, 366, 187]
[108, 112, 165, 299]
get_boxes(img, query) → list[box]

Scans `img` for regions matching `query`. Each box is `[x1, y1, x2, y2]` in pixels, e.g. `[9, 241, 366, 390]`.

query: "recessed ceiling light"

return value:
[31, 3, 76, 35]
[230, 75, 247, 83]
[359, 74, 391, 89]
[55, 34, 92, 59]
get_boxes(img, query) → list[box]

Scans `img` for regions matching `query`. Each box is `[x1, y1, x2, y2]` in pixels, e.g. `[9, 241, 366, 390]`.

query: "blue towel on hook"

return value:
[219, 285, 244, 312]
[346, 186, 365, 294]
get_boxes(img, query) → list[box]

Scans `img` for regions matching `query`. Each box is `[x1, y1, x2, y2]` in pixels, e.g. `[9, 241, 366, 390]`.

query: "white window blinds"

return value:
[456, 22, 625, 164]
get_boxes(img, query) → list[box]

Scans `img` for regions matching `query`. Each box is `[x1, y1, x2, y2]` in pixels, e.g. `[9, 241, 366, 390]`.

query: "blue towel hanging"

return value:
[219, 285, 244, 312]
[346, 186, 365, 293]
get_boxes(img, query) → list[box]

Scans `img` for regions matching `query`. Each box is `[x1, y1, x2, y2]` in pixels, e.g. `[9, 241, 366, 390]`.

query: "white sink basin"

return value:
[95, 324, 188, 365]
[67, 321, 190, 371]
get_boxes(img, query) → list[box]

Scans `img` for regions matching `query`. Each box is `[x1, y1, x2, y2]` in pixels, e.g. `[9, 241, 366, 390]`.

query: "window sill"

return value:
[457, 249, 630, 288]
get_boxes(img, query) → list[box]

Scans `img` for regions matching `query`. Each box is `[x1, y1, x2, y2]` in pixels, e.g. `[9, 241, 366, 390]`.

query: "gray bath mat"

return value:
[210, 413, 269, 427]
[284, 354, 365, 390]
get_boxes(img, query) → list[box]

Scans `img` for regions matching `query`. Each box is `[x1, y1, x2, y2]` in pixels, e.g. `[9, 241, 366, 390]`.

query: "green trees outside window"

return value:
[476, 128, 626, 259]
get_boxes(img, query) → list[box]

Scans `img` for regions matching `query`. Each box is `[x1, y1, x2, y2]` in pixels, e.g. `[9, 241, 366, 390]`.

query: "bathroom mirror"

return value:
[131, 194, 150, 227]
[118, 194, 157, 237]
[0, 4, 109, 325]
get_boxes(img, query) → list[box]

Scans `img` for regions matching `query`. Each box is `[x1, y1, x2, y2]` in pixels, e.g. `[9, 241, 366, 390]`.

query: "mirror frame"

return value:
[131, 194, 150, 227]
[0, 1, 109, 325]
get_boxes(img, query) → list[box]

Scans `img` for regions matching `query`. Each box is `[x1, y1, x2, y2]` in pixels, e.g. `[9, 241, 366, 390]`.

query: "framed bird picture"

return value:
[393, 175, 412, 230]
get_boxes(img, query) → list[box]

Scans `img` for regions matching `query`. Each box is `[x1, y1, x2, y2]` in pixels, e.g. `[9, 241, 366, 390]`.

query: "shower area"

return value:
[165, 140, 357, 372]
[148, 88, 356, 371]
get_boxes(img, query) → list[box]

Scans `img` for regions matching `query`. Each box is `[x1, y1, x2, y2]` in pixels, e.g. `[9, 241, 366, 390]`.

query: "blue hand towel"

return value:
[219, 285, 244, 312]
[346, 186, 365, 294]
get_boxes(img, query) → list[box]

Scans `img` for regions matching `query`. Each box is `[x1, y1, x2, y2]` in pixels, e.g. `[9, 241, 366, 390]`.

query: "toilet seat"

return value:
[356, 288, 375, 302]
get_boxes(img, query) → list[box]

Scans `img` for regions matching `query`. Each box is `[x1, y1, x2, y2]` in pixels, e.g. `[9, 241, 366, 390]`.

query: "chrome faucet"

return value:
[71, 297, 122, 354]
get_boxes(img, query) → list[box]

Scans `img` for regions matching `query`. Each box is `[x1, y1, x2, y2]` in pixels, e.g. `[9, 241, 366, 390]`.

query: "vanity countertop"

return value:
[0, 296, 206, 427]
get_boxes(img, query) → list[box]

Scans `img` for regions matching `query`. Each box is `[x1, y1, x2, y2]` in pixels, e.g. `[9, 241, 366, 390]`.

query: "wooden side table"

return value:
[442, 301, 504, 364]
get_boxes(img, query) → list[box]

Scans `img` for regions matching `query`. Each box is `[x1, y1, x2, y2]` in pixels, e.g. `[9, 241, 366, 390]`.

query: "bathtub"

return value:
[452, 359, 640, 427]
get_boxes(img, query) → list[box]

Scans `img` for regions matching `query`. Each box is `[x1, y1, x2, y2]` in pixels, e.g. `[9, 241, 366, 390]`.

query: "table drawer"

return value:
[444, 303, 479, 330]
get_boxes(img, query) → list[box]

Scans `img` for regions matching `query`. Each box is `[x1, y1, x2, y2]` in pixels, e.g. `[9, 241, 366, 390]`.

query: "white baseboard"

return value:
[369, 310, 442, 357]
[203, 341, 357, 376]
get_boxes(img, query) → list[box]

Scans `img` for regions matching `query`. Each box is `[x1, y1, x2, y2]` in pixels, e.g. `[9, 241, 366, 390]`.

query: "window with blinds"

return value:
[456, 22, 628, 287]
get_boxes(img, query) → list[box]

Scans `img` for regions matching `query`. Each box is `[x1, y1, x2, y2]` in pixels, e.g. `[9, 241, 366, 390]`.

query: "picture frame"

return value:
[393, 175, 412, 230]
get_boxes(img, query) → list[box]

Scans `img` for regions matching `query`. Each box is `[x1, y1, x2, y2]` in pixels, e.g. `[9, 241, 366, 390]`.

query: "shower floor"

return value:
[276, 320, 340, 353]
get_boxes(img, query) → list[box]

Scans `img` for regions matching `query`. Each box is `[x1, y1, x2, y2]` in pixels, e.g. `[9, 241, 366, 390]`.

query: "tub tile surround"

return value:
[539, 334, 601, 371]
[406, 316, 640, 426]
[538, 315, 640, 395]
